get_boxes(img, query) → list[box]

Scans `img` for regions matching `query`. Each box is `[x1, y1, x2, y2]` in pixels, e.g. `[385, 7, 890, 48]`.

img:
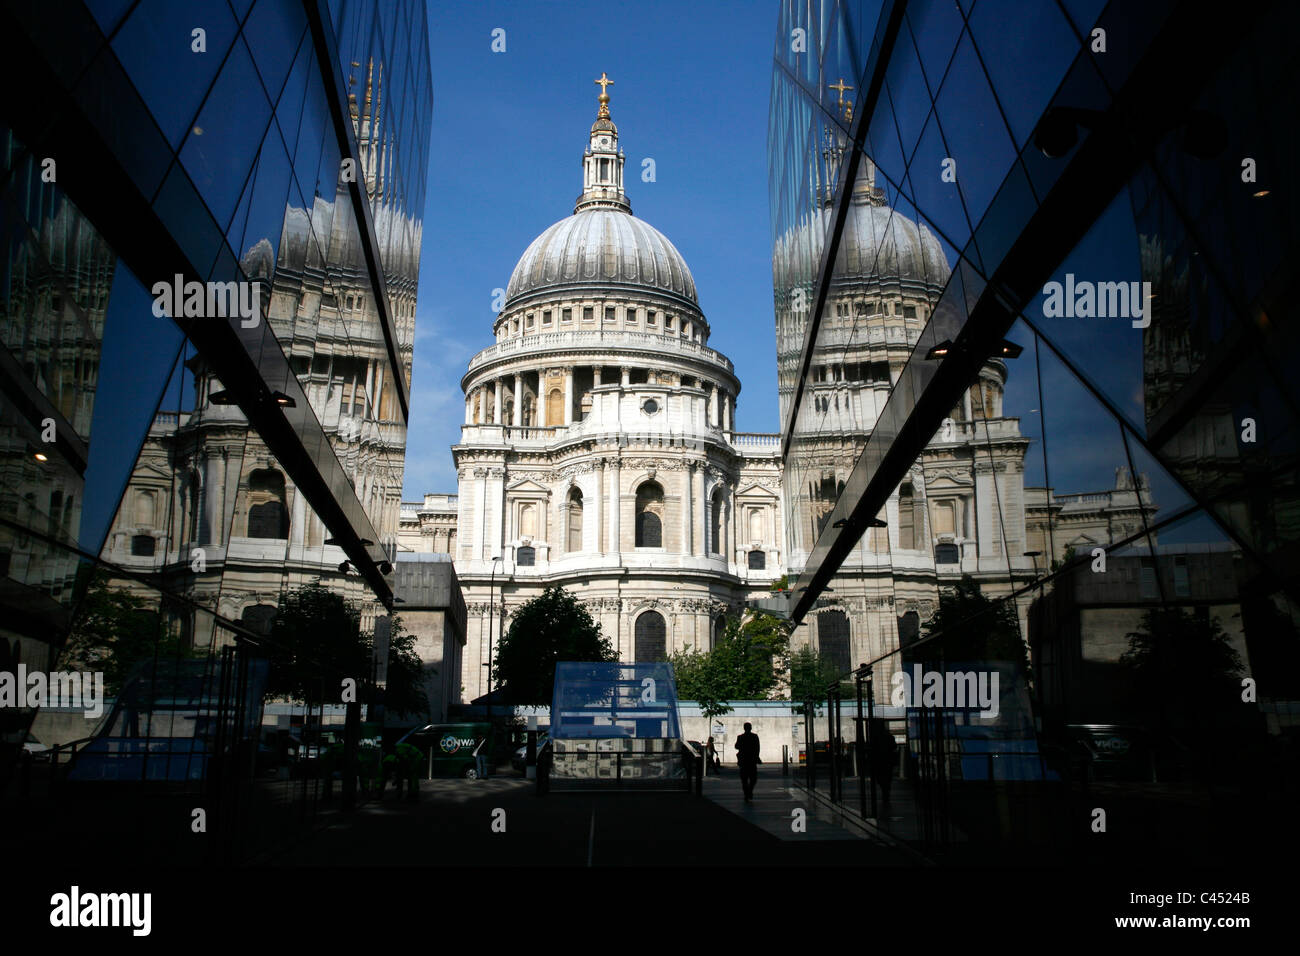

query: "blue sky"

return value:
[405, 0, 780, 496]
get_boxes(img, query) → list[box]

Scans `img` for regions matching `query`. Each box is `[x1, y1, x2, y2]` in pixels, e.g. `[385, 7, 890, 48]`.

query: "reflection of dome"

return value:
[774, 191, 950, 293]
[505, 208, 698, 309]
[838, 196, 949, 287]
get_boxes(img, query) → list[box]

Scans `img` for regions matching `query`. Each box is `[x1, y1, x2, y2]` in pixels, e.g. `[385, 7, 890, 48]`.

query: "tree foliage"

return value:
[788, 646, 844, 704]
[920, 574, 1029, 672]
[60, 577, 196, 693]
[266, 581, 368, 701]
[1121, 607, 1245, 731]
[493, 586, 617, 706]
[382, 615, 430, 720]
[670, 611, 792, 718]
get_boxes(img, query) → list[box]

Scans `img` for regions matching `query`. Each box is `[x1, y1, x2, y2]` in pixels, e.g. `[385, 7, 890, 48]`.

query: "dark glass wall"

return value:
[770, 0, 1299, 864]
[0, 0, 433, 863]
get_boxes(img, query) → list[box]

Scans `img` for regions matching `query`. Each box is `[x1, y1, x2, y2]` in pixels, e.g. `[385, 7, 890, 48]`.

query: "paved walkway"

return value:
[262, 768, 915, 866]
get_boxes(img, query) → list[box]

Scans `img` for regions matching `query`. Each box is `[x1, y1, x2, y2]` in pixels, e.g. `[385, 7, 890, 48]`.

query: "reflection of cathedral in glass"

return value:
[772, 115, 1154, 686]
[102, 60, 420, 638]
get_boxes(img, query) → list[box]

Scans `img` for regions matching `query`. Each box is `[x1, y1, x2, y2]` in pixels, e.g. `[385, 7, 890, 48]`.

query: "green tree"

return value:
[1120, 607, 1245, 733]
[381, 615, 430, 720]
[493, 586, 617, 705]
[60, 577, 195, 693]
[670, 611, 792, 716]
[265, 581, 368, 701]
[920, 574, 1029, 672]
[788, 646, 843, 704]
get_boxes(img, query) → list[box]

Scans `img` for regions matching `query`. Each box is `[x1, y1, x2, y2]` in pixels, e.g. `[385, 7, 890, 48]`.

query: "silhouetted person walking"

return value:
[735, 723, 760, 800]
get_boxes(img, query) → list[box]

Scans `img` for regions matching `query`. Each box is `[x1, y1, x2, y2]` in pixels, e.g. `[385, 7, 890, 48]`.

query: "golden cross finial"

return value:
[828, 78, 853, 106]
[594, 71, 614, 119]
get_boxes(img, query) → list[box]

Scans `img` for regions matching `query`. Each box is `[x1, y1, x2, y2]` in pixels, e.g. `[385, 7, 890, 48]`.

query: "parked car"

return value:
[511, 733, 549, 773]
[22, 734, 51, 762]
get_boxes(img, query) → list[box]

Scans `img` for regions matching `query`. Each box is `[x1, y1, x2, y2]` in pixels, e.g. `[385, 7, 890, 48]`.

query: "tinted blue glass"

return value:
[885, 27, 932, 163]
[152, 164, 226, 278]
[111, 0, 239, 147]
[1027, 191, 1147, 434]
[934, 30, 1016, 228]
[233, 135, 294, 266]
[969, 0, 1078, 150]
[244, 0, 308, 101]
[907, 110, 973, 254]
[906, 0, 966, 93]
[179, 38, 274, 230]
[85, 0, 134, 34]
[81, 264, 185, 554]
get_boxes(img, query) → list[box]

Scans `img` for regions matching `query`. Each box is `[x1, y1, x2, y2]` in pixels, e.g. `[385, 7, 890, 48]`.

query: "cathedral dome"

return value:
[504, 207, 698, 309]
[774, 187, 950, 294]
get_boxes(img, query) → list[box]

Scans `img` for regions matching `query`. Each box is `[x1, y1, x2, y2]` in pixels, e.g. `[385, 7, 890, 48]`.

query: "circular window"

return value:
[642, 399, 659, 415]
[600, 137, 609, 147]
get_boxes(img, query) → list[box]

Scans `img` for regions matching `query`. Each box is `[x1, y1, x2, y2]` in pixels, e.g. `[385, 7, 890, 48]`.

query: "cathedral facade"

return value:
[401, 79, 1154, 704]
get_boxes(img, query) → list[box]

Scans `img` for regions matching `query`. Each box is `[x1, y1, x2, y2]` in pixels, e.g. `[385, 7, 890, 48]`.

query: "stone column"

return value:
[564, 368, 574, 425]
[537, 370, 548, 428]
[620, 366, 630, 387]
[726, 485, 735, 569]
[595, 458, 605, 555]
[512, 373, 523, 426]
[473, 468, 487, 561]
[465, 392, 473, 425]
[493, 379, 502, 424]
[593, 365, 603, 387]
[708, 383, 718, 426]
[608, 458, 621, 553]
[682, 462, 693, 555]
[722, 391, 731, 431]
[694, 465, 706, 557]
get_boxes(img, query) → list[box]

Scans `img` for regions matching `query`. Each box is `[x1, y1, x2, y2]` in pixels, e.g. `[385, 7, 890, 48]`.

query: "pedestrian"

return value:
[473, 735, 489, 780]
[706, 737, 720, 774]
[735, 722, 760, 800]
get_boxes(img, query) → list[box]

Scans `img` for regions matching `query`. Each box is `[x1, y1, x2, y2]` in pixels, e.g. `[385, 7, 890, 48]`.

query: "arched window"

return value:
[240, 604, 277, 637]
[547, 388, 564, 425]
[710, 489, 725, 555]
[247, 469, 288, 539]
[748, 549, 766, 570]
[748, 509, 763, 543]
[712, 615, 726, 648]
[635, 481, 663, 548]
[935, 542, 960, 564]
[897, 611, 921, 648]
[818, 610, 851, 675]
[516, 545, 535, 567]
[898, 483, 916, 550]
[635, 610, 666, 661]
[519, 502, 537, 538]
[567, 488, 583, 552]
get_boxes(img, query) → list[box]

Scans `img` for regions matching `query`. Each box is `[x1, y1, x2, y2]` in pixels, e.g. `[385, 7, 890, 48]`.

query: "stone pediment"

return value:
[734, 482, 779, 498]
[506, 478, 552, 494]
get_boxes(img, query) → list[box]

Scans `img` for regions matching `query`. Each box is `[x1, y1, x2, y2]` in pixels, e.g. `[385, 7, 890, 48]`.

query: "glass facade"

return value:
[0, 0, 431, 863]
[770, 0, 1298, 863]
